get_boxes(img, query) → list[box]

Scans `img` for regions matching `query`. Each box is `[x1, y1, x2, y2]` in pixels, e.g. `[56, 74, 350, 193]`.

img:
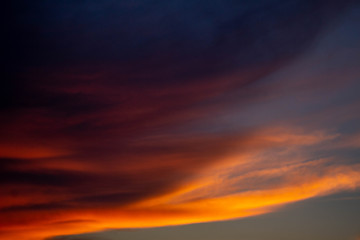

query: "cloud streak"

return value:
[2, 1, 360, 240]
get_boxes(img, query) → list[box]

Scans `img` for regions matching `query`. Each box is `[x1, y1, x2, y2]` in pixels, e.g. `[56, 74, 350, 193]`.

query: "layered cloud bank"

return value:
[2, 1, 360, 240]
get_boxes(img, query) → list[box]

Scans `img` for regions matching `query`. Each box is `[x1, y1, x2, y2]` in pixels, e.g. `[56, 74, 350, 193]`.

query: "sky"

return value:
[2, 1, 360, 240]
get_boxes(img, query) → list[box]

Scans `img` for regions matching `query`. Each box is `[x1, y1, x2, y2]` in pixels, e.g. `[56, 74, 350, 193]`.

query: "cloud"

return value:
[1, 1, 360, 240]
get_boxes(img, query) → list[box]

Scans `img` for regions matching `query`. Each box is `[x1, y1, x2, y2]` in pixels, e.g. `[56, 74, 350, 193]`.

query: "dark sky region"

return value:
[1, 1, 360, 240]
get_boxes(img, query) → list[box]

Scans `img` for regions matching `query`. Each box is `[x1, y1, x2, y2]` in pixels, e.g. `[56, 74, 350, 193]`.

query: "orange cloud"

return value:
[3, 2, 360, 240]
[1, 127, 359, 240]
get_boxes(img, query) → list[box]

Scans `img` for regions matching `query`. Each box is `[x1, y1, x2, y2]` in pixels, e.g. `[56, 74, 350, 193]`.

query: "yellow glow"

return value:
[1, 128, 359, 240]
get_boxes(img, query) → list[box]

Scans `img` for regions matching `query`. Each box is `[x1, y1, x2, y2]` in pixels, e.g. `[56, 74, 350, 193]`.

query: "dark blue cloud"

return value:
[7, 0, 353, 72]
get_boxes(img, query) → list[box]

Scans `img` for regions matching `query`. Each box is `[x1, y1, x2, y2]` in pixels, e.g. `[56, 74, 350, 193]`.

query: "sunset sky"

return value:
[2, 1, 360, 240]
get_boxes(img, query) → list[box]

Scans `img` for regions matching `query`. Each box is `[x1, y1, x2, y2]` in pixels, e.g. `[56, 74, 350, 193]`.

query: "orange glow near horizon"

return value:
[1, 164, 359, 240]
[1, 126, 360, 240]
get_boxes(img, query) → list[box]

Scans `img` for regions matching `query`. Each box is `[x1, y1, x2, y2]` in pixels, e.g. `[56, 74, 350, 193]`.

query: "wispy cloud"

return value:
[1, 1, 360, 240]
